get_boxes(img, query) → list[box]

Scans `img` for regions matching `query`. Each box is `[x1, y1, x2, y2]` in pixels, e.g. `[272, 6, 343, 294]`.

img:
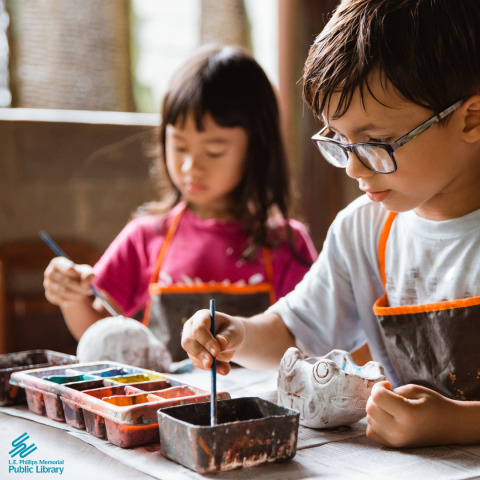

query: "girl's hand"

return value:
[181, 310, 246, 376]
[366, 381, 459, 447]
[44, 257, 94, 307]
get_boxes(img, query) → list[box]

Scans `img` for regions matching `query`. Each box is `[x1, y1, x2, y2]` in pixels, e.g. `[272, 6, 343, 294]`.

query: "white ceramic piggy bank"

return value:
[278, 348, 385, 428]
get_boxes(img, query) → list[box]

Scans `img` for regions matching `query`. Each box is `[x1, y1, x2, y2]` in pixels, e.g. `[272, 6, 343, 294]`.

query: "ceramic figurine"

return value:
[77, 316, 172, 372]
[278, 347, 385, 428]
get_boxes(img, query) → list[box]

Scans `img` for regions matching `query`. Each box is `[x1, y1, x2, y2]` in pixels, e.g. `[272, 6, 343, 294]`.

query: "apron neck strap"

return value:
[378, 211, 397, 287]
[262, 247, 275, 293]
[148, 203, 187, 285]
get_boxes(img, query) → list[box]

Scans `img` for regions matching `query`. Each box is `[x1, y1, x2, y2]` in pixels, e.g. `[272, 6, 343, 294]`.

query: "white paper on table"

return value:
[0, 404, 368, 451]
[297, 421, 367, 449]
[0, 405, 77, 432]
[298, 436, 480, 480]
[67, 429, 344, 480]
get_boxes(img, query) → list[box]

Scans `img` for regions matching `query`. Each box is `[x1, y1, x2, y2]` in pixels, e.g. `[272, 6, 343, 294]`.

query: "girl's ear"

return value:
[462, 95, 480, 143]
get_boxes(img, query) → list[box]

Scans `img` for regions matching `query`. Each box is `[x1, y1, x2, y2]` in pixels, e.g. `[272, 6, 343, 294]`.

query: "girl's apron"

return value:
[143, 205, 276, 361]
[374, 212, 480, 400]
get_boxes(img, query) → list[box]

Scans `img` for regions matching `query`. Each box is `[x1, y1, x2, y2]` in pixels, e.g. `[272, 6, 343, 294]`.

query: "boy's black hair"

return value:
[303, 0, 480, 120]
[140, 44, 310, 265]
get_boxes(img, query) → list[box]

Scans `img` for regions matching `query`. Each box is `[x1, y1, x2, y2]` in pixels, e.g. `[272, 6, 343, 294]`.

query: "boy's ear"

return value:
[462, 95, 480, 143]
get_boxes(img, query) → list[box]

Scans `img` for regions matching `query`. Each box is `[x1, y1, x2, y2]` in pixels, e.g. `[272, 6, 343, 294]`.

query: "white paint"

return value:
[77, 316, 172, 372]
[278, 348, 385, 428]
[181, 274, 193, 285]
[248, 273, 264, 285]
[159, 271, 173, 285]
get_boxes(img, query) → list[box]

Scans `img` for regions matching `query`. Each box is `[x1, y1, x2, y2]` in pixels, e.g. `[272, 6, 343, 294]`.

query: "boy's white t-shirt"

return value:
[268, 195, 480, 386]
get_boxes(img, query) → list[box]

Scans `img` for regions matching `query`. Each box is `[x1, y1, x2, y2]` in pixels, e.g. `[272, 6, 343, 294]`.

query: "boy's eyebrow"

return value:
[328, 123, 385, 135]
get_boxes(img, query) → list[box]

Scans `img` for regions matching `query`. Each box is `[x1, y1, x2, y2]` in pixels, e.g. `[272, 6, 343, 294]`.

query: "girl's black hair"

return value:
[139, 44, 310, 265]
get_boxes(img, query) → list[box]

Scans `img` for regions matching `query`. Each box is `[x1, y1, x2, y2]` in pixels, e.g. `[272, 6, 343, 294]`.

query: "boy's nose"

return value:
[346, 152, 375, 180]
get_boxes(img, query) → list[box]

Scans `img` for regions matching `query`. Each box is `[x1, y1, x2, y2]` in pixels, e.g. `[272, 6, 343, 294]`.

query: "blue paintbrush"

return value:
[210, 299, 217, 426]
[39, 230, 119, 317]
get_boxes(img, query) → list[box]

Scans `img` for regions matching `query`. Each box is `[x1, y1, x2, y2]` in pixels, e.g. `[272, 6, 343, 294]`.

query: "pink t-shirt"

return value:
[93, 203, 317, 317]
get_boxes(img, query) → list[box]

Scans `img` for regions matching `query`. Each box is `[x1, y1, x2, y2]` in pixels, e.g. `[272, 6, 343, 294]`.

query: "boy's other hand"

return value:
[44, 257, 94, 307]
[181, 310, 246, 376]
[366, 381, 459, 448]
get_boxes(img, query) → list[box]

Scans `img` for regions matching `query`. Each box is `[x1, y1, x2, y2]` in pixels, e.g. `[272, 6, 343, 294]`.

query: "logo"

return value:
[9, 433, 37, 459]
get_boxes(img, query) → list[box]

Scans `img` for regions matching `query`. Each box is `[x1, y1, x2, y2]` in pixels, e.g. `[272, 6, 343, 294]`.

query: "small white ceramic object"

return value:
[278, 348, 385, 428]
[77, 316, 172, 372]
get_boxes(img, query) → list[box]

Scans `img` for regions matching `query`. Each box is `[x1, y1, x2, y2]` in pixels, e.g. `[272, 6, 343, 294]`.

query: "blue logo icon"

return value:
[9, 433, 37, 458]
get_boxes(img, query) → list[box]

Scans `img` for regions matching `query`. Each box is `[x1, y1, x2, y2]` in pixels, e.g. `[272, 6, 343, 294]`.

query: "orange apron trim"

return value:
[143, 204, 275, 326]
[373, 210, 480, 316]
[378, 211, 397, 288]
[374, 290, 480, 316]
[149, 283, 273, 295]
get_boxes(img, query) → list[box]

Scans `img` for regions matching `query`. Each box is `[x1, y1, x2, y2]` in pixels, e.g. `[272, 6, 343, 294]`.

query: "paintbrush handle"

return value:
[210, 299, 217, 426]
[40, 231, 119, 317]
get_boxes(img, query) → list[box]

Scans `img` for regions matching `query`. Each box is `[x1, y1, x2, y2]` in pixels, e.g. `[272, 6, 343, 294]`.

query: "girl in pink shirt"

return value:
[44, 45, 317, 362]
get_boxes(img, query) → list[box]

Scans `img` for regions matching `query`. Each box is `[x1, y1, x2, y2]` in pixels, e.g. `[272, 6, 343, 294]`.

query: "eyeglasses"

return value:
[311, 98, 466, 174]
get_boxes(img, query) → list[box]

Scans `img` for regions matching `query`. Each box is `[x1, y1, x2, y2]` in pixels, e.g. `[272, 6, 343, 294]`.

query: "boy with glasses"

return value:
[182, 0, 480, 448]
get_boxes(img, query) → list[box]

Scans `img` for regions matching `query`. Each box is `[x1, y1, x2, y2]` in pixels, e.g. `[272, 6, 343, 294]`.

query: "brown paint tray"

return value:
[158, 397, 299, 474]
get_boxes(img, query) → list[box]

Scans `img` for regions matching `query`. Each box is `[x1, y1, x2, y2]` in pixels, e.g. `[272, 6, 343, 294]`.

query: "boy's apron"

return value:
[374, 212, 480, 400]
[143, 205, 276, 361]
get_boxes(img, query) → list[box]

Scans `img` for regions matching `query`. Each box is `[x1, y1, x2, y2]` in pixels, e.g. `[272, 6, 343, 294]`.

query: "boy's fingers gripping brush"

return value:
[156, 300, 300, 474]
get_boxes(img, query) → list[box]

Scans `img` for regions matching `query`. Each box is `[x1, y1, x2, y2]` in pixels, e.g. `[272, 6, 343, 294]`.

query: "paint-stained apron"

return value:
[143, 205, 276, 361]
[374, 212, 480, 400]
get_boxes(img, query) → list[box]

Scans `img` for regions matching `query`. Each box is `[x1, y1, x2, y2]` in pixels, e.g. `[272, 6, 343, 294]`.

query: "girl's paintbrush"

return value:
[39, 230, 119, 317]
[210, 299, 217, 426]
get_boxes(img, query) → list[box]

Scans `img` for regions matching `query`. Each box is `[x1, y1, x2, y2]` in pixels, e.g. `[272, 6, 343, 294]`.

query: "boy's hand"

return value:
[366, 381, 458, 448]
[181, 310, 246, 376]
[44, 257, 94, 307]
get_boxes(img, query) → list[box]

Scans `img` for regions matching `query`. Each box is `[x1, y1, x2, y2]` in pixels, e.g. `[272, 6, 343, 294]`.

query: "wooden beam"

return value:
[278, 0, 359, 250]
[0, 260, 8, 353]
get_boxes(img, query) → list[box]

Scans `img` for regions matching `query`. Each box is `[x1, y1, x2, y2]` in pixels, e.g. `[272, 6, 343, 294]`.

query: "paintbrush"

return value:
[210, 299, 217, 426]
[39, 230, 119, 317]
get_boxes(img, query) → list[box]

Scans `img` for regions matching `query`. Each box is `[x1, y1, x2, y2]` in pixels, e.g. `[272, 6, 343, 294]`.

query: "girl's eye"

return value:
[206, 151, 226, 158]
[368, 137, 390, 143]
[333, 133, 347, 142]
[173, 145, 187, 153]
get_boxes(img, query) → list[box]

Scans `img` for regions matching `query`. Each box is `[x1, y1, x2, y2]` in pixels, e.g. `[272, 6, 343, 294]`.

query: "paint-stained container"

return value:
[80, 381, 230, 447]
[0, 350, 77, 406]
[158, 397, 300, 474]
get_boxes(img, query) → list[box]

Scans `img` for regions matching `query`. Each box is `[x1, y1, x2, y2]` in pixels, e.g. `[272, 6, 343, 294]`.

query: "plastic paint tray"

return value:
[79, 381, 230, 447]
[158, 398, 300, 474]
[10, 362, 231, 448]
[102, 372, 164, 385]
[9, 362, 141, 421]
[0, 350, 78, 406]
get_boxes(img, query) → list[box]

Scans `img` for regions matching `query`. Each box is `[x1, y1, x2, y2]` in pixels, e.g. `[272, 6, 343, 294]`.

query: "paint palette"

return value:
[0, 350, 78, 407]
[158, 398, 300, 474]
[10, 361, 230, 448]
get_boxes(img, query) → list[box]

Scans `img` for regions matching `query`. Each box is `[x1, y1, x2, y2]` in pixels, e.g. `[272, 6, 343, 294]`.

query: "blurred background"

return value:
[0, 0, 359, 355]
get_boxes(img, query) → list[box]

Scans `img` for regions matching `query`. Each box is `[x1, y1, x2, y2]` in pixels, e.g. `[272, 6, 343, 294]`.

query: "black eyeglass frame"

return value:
[311, 98, 466, 174]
